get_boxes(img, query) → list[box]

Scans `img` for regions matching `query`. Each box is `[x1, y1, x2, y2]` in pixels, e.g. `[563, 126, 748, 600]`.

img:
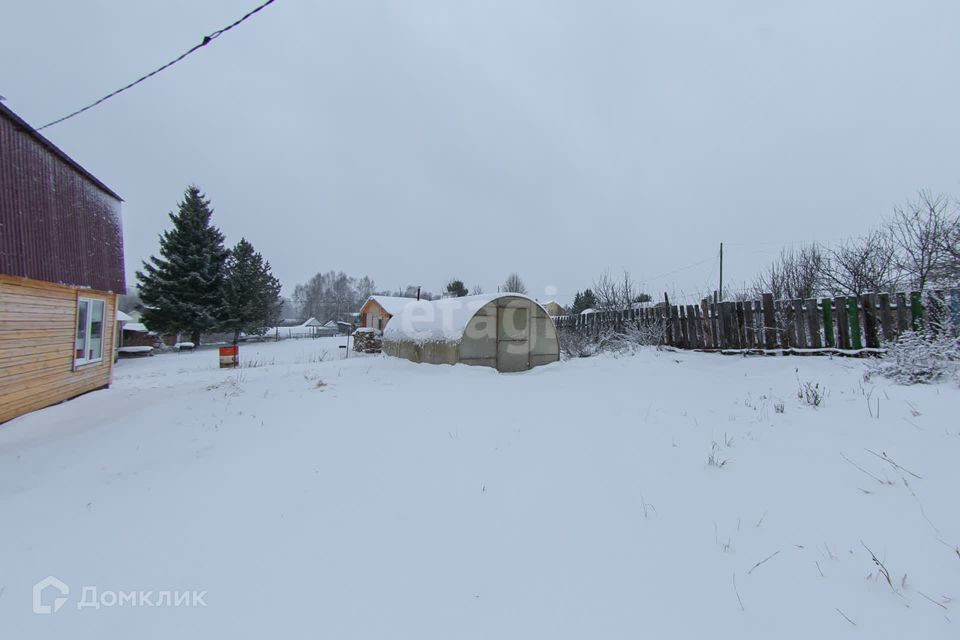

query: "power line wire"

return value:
[38, 0, 277, 131]
[643, 255, 717, 283]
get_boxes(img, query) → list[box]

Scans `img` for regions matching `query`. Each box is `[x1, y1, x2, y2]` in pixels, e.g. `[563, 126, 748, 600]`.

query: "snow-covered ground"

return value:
[1, 339, 957, 639]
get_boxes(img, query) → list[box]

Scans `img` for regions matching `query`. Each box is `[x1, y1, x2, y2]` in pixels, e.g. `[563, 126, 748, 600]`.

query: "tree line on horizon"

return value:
[286, 272, 531, 322]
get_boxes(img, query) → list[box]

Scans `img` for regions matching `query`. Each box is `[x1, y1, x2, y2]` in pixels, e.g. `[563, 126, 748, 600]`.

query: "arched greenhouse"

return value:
[382, 294, 560, 372]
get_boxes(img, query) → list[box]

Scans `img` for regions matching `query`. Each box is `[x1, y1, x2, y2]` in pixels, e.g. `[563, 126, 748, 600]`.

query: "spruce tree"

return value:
[581, 288, 597, 311]
[446, 279, 468, 297]
[136, 186, 229, 345]
[571, 289, 597, 314]
[222, 239, 282, 344]
[571, 291, 584, 314]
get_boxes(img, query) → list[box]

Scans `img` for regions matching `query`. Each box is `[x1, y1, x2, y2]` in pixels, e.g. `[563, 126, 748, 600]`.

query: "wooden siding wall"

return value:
[0, 274, 116, 423]
[360, 300, 392, 330]
[555, 288, 960, 354]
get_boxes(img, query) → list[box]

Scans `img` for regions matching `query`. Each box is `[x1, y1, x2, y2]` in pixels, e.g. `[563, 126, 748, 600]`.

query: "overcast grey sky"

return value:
[3, 0, 959, 303]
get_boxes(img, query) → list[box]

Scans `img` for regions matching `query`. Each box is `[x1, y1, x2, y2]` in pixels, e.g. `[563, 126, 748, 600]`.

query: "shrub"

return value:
[558, 320, 665, 359]
[558, 327, 602, 359]
[797, 379, 825, 407]
[869, 330, 960, 384]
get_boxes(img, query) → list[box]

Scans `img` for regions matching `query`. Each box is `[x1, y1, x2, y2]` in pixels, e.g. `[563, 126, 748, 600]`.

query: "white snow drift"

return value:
[0, 339, 957, 639]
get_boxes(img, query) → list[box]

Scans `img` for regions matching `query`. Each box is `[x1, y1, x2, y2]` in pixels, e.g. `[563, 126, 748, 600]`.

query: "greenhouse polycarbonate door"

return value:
[497, 304, 530, 372]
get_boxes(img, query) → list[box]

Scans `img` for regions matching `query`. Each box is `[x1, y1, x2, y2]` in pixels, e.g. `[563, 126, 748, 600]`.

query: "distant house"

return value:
[265, 317, 338, 339]
[114, 309, 132, 357]
[0, 103, 125, 423]
[304, 317, 338, 337]
[121, 322, 159, 349]
[540, 300, 565, 317]
[358, 296, 417, 331]
[321, 319, 349, 336]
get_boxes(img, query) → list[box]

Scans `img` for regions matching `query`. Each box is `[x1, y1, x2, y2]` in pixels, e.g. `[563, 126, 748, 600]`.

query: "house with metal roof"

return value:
[358, 295, 420, 332]
[0, 103, 125, 423]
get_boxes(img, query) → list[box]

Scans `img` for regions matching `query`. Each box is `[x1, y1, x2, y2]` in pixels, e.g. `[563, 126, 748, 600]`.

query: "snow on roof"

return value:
[383, 293, 547, 345]
[301, 317, 322, 327]
[115, 309, 133, 322]
[118, 345, 153, 353]
[122, 322, 150, 332]
[365, 295, 420, 317]
[580, 308, 597, 315]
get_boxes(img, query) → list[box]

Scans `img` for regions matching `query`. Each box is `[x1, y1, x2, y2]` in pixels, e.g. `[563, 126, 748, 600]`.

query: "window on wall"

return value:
[75, 298, 106, 366]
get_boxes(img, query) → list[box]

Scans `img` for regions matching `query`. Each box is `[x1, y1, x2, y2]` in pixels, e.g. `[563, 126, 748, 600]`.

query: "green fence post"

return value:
[822, 298, 834, 348]
[847, 297, 863, 349]
[910, 290, 923, 331]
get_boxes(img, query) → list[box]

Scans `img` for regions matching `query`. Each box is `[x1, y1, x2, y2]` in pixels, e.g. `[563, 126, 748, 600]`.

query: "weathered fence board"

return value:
[862, 293, 879, 349]
[878, 293, 895, 342]
[806, 299, 822, 349]
[895, 292, 909, 333]
[555, 287, 957, 355]
[699, 300, 712, 348]
[793, 299, 806, 348]
[744, 300, 756, 348]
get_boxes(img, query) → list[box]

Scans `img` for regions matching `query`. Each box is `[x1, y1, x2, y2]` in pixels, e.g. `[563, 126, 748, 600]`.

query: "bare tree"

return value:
[502, 273, 527, 294]
[944, 220, 960, 284]
[593, 270, 644, 310]
[118, 288, 143, 314]
[356, 276, 376, 300]
[934, 197, 960, 285]
[471, 284, 484, 295]
[752, 244, 825, 300]
[292, 271, 377, 321]
[888, 191, 953, 290]
[821, 230, 900, 296]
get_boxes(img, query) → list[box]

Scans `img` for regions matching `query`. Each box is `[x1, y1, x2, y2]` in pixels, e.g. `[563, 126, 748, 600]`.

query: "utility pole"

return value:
[719, 242, 724, 301]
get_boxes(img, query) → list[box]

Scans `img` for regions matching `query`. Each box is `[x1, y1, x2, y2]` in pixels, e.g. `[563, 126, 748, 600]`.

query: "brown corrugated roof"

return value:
[0, 102, 122, 201]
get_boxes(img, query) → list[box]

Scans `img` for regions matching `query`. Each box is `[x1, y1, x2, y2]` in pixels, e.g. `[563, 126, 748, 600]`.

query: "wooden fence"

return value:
[554, 288, 960, 354]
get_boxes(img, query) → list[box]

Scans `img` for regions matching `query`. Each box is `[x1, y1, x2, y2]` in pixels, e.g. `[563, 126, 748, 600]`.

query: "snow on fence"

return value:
[554, 288, 960, 354]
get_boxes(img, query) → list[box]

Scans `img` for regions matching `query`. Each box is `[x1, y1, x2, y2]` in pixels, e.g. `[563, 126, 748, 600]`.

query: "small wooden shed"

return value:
[358, 295, 419, 331]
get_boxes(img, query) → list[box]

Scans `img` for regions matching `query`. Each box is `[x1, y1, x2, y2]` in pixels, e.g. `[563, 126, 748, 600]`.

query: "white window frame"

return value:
[74, 297, 106, 367]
